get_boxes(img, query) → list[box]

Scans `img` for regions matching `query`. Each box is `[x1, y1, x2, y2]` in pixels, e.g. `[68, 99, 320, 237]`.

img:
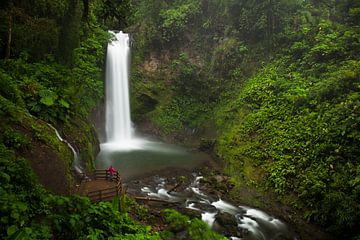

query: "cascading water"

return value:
[140, 175, 298, 240]
[105, 31, 133, 144]
[46, 123, 83, 174]
[28, 113, 83, 174]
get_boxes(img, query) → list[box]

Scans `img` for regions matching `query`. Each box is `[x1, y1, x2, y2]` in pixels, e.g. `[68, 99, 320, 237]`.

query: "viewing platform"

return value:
[75, 169, 124, 202]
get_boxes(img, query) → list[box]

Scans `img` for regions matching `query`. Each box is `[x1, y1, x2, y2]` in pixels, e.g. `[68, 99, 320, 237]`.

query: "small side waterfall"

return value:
[105, 31, 133, 143]
[28, 113, 83, 173]
[46, 123, 83, 174]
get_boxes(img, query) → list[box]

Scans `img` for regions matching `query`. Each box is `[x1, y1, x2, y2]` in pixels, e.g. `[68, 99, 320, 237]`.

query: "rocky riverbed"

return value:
[125, 165, 299, 240]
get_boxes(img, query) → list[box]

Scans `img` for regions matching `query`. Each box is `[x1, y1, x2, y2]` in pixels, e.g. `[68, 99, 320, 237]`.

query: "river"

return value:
[96, 140, 298, 240]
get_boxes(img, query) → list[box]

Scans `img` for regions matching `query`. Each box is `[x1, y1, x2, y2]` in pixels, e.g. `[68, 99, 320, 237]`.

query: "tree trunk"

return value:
[57, 0, 81, 65]
[82, 0, 89, 21]
[5, 9, 13, 59]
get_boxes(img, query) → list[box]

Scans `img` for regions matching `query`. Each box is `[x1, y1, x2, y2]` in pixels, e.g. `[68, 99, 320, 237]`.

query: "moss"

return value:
[62, 116, 100, 172]
[0, 96, 74, 193]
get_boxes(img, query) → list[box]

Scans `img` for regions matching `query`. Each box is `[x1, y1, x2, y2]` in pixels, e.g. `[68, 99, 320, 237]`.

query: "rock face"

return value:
[1, 98, 100, 195]
[199, 174, 235, 198]
[2, 105, 73, 194]
[63, 116, 100, 171]
[24, 133, 72, 195]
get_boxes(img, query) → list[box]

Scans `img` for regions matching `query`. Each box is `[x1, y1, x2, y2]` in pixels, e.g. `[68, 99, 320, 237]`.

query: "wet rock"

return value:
[273, 233, 296, 240]
[216, 212, 237, 226]
[214, 175, 230, 183]
[181, 208, 202, 219]
[198, 174, 235, 198]
[214, 212, 243, 238]
[188, 201, 217, 213]
[198, 138, 215, 152]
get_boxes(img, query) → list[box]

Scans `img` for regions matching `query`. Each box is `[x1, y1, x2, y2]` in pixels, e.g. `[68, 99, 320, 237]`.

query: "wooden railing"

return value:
[94, 169, 121, 183]
[86, 169, 123, 202]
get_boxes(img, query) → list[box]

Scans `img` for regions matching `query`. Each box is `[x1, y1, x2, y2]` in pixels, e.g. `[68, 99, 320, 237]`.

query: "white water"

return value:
[102, 30, 149, 152]
[141, 175, 297, 240]
[202, 212, 217, 227]
[105, 31, 133, 144]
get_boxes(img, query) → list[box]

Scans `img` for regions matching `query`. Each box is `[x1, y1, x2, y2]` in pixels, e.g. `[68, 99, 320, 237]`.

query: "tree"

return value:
[0, 0, 68, 60]
[57, 0, 82, 65]
[97, 0, 133, 29]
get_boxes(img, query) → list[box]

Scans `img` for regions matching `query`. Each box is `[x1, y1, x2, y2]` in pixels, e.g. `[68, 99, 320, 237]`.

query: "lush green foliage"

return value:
[161, 209, 227, 240]
[159, 1, 201, 42]
[216, 17, 360, 237]
[0, 4, 110, 166]
[131, 0, 360, 238]
[0, 1, 143, 238]
[130, 0, 306, 137]
[0, 0, 225, 239]
[1, 0, 360, 238]
[0, 145, 158, 239]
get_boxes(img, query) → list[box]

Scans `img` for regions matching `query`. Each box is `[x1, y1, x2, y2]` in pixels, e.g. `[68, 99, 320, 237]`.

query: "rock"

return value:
[216, 212, 238, 226]
[214, 175, 230, 183]
[214, 212, 243, 238]
[198, 138, 215, 152]
[181, 208, 202, 219]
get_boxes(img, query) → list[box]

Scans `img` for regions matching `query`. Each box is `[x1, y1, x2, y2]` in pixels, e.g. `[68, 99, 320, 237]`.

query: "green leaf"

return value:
[7, 225, 18, 236]
[8, 228, 28, 240]
[111, 196, 120, 212]
[58, 99, 70, 108]
[0, 172, 11, 183]
[39, 89, 58, 106]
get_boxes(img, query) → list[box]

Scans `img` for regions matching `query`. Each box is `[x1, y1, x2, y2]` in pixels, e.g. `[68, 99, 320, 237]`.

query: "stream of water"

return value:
[138, 174, 298, 240]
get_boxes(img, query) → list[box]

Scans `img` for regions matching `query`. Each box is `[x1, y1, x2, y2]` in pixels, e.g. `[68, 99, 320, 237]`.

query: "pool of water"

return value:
[96, 139, 210, 180]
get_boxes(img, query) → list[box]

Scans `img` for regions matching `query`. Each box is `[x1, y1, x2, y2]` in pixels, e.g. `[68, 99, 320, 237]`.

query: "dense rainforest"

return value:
[0, 0, 359, 239]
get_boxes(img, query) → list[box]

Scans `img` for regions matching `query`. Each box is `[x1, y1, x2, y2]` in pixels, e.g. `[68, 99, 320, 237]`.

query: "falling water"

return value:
[46, 123, 83, 174]
[105, 31, 132, 143]
[28, 113, 83, 173]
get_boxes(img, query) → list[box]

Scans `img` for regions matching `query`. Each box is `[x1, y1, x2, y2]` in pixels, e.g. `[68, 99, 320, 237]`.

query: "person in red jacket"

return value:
[107, 165, 117, 181]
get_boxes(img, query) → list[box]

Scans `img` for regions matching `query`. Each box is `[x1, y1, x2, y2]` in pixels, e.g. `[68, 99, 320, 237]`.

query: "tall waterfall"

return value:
[105, 31, 133, 143]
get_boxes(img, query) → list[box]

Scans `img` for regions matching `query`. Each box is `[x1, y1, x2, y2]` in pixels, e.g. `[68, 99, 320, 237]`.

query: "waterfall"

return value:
[105, 31, 133, 143]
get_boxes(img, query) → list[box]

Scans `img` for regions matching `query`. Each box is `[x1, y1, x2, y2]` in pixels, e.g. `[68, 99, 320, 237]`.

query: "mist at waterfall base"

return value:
[96, 31, 208, 179]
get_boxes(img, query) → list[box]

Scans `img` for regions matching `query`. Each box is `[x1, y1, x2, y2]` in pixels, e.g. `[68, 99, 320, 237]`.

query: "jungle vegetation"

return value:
[130, 0, 360, 238]
[0, 0, 359, 239]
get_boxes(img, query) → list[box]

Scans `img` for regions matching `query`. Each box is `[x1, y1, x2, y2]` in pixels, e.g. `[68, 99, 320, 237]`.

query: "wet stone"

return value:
[181, 208, 202, 219]
[214, 212, 242, 238]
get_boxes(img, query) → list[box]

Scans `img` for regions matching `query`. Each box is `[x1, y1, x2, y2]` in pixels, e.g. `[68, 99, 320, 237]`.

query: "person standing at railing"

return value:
[107, 165, 117, 181]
